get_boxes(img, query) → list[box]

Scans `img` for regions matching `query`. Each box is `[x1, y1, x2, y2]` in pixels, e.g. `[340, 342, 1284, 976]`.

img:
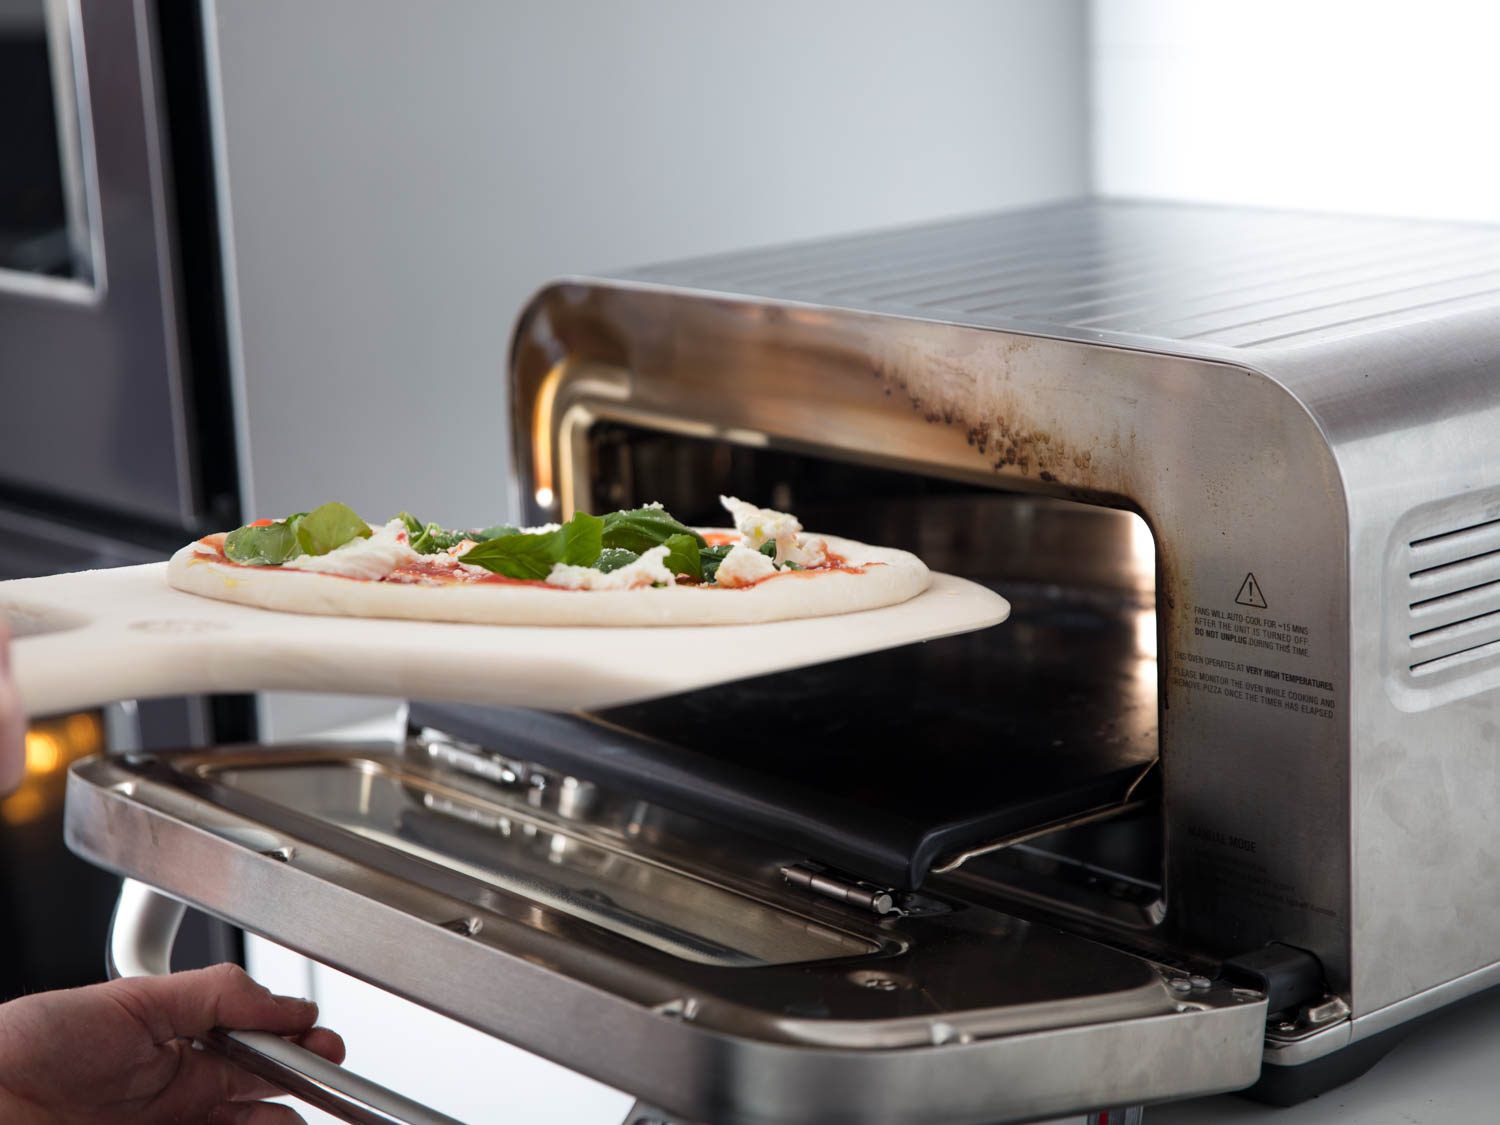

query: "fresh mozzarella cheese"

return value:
[283, 519, 419, 580]
[782, 535, 828, 568]
[719, 495, 827, 566]
[719, 495, 801, 550]
[426, 539, 494, 575]
[545, 545, 676, 590]
[713, 543, 779, 588]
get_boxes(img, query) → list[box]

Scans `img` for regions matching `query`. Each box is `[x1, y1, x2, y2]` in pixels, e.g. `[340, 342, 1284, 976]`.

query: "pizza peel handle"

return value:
[0, 565, 238, 719]
[0, 563, 1010, 719]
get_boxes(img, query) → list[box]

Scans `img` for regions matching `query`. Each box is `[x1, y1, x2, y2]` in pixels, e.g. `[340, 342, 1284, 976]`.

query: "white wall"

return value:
[209, 0, 1090, 533]
[206, 0, 1090, 739]
[1092, 0, 1500, 222]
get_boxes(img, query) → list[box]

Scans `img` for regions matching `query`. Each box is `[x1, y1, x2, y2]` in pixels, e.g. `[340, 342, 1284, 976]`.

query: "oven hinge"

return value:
[780, 862, 899, 915]
[414, 728, 531, 789]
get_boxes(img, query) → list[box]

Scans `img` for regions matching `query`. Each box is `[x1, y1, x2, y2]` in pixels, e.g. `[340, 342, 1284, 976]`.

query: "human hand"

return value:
[0, 620, 24, 795]
[0, 962, 344, 1123]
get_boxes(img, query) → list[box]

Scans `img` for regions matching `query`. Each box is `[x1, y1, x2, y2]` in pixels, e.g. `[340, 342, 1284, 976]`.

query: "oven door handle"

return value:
[107, 880, 463, 1125]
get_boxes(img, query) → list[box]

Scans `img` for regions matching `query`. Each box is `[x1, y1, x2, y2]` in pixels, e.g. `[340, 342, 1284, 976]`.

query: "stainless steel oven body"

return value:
[509, 199, 1500, 1086]
[65, 199, 1500, 1121]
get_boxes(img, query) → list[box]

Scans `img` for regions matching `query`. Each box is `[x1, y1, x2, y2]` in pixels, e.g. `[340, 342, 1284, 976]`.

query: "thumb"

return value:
[111, 964, 319, 1041]
[209, 1102, 307, 1124]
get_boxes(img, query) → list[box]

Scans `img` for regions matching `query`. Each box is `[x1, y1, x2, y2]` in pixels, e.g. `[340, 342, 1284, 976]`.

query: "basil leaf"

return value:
[411, 522, 470, 555]
[662, 533, 701, 580]
[294, 502, 373, 556]
[594, 547, 639, 574]
[601, 506, 706, 554]
[395, 514, 519, 555]
[758, 540, 778, 562]
[458, 511, 603, 580]
[224, 520, 303, 566]
[699, 543, 734, 583]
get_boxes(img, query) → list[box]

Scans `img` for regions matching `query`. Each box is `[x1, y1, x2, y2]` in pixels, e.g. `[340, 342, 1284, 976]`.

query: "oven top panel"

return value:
[617, 197, 1500, 358]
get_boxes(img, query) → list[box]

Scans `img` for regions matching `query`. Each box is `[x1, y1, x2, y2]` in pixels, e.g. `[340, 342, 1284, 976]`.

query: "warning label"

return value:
[1235, 572, 1268, 609]
[1171, 652, 1336, 720]
[1192, 604, 1309, 658]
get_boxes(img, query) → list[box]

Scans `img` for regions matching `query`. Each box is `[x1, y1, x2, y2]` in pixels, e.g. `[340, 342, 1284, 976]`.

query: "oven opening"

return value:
[570, 421, 1164, 930]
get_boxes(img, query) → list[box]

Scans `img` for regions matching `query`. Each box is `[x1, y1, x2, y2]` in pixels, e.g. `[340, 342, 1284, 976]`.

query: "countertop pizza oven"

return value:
[58, 198, 1500, 1123]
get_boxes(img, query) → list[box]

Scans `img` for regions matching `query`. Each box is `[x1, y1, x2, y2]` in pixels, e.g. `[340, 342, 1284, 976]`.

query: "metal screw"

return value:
[1189, 975, 1212, 990]
[1168, 978, 1193, 993]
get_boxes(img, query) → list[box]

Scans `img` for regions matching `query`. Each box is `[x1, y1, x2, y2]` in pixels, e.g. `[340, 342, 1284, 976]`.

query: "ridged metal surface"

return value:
[626, 198, 1500, 352]
[1405, 515, 1500, 682]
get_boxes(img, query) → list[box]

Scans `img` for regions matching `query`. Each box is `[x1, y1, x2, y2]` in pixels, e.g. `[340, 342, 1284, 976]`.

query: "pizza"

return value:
[166, 497, 931, 626]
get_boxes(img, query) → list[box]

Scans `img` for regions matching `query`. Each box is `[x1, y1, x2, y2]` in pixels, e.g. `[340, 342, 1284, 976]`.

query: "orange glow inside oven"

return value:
[1, 711, 104, 826]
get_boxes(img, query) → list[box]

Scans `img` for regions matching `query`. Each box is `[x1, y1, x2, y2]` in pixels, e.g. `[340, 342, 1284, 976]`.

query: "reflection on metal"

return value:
[930, 796, 1153, 876]
[1123, 758, 1159, 803]
[44, 0, 100, 286]
[68, 747, 1269, 1121]
[780, 863, 897, 915]
[532, 361, 631, 517]
[529, 362, 565, 510]
[207, 755, 878, 967]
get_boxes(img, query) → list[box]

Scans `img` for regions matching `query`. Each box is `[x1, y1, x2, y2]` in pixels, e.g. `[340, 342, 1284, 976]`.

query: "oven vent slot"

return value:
[1404, 516, 1500, 679]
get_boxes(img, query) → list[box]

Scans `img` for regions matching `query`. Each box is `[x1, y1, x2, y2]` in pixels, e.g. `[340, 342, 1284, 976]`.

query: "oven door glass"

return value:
[0, 1, 199, 527]
[66, 745, 1267, 1123]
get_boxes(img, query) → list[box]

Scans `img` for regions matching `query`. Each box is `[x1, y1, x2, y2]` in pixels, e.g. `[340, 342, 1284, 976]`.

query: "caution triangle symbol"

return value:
[1235, 572, 1268, 609]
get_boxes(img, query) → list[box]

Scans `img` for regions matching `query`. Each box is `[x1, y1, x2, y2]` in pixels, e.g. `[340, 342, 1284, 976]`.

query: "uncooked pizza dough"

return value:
[167, 531, 930, 627]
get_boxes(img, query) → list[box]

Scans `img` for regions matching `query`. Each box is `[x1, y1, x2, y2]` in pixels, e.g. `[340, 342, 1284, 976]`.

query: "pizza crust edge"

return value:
[165, 533, 931, 627]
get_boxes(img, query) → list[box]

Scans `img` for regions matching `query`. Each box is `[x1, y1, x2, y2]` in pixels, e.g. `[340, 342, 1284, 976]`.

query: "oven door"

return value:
[0, 0, 203, 528]
[67, 744, 1266, 1124]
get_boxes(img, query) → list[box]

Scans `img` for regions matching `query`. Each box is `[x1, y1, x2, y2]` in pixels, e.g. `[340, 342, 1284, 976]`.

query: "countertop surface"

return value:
[1150, 988, 1500, 1123]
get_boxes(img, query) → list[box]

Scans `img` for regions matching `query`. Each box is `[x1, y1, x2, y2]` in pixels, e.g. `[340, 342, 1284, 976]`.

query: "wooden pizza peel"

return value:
[2, 563, 1010, 718]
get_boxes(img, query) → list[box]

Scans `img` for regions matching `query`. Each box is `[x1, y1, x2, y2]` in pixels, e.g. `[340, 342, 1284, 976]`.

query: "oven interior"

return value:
[431, 421, 1166, 937]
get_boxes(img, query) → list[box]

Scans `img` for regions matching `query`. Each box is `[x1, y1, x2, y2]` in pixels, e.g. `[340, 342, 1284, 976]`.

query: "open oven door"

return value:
[67, 743, 1266, 1125]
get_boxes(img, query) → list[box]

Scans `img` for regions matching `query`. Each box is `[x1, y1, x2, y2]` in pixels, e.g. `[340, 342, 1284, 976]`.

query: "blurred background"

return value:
[1, 1, 1497, 1120]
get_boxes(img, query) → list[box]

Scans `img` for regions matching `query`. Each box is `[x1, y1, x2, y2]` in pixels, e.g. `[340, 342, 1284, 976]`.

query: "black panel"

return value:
[0, 757, 119, 997]
[157, 0, 242, 534]
[411, 577, 1157, 890]
[0, 29, 70, 275]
